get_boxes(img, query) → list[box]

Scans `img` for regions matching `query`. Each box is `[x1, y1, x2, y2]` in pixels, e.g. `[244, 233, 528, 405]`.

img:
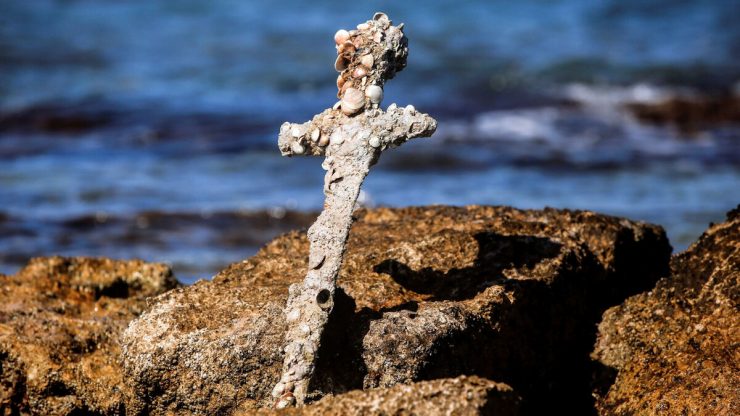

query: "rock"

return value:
[121, 206, 670, 415]
[0, 256, 179, 415]
[593, 206, 740, 415]
[251, 376, 520, 415]
[626, 93, 740, 134]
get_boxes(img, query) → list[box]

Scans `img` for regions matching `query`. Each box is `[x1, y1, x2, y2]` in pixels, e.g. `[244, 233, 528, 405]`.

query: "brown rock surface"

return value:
[594, 206, 739, 415]
[252, 376, 520, 416]
[0, 256, 179, 415]
[121, 205, 671, 415]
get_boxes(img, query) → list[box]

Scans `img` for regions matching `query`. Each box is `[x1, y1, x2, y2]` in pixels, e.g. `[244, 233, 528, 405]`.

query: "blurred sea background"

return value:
[1, 0, 739, 283]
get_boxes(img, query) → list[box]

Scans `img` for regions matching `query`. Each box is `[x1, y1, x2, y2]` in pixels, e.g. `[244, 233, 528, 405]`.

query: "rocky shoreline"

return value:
[1, 205, 737, 415]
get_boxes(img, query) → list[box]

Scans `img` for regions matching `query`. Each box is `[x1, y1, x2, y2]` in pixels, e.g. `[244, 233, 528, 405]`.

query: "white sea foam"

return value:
[430, 83, 727, 163]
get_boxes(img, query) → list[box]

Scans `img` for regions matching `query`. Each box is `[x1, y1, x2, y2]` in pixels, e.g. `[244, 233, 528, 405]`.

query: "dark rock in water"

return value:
[0, 209, 318, 283]
[0, 100, 118, 134]
[593, 206, 740, 415]
[627, 93, 740, 133]
[0, 256, 179, 415]
[251, 375, 521, 416]
[121, 206, 670, 415]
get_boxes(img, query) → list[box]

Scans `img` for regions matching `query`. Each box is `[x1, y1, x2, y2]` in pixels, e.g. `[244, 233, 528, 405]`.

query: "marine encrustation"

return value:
[272, 12, 437, 407]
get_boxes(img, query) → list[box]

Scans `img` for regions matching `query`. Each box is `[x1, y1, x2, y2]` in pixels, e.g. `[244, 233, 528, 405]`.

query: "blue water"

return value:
[2, 0, 739, 282]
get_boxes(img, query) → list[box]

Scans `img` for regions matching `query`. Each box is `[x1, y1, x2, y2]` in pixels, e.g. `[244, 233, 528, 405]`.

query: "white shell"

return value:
[357, 23, 370, 30]
[318, 133, 330, 147]
[291, 126, 304, 138]
[308, 251, 325, 269]
[311, 129, 321, 142]
[404, 104, 416, 113]
[373, 12, 389, 22]
[286, 309, 300, 322]
[340, 87, 365, 115]
[365, 85, 383, 104]
[368, 136, 381, 148]
[334, 29, 350, 45]
[291, 141, 305, 155]
[387, 103, 397, 111]
[353, 66, 367, 78]
[373, 12, 391, 29]
[330, 130, 345, 145]
[272, 382, 285, 397]
[332, 101, 341, 110]
[360, 54, 374, 68]
[275, 396, 295, 409]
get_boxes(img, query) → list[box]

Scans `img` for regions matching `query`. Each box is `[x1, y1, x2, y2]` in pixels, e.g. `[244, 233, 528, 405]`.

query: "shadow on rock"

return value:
[120, 206, 671, 415]
[313, 220, 668, 415]
[374, 233, 562, 300]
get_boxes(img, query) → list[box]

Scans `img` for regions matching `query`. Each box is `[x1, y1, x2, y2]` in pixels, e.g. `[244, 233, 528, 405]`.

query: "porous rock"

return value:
[251, 376, 520, 416]
[0, 256, 178, 415]
[121, 205, 670, 415]
[593, 206, 740, 415]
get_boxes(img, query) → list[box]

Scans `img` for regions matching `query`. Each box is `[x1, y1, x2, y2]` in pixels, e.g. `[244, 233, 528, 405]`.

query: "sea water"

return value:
[1, 0, 739, 282]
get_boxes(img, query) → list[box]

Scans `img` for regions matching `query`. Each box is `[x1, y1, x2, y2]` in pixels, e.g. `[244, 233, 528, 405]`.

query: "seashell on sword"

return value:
[334, 29, 350, 45]
[365, 84, 383, 104]
[340, 87, 365, 115]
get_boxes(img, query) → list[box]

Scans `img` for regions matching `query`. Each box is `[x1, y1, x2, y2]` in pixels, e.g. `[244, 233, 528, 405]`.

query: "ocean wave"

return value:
[411, 83, 740, 169]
